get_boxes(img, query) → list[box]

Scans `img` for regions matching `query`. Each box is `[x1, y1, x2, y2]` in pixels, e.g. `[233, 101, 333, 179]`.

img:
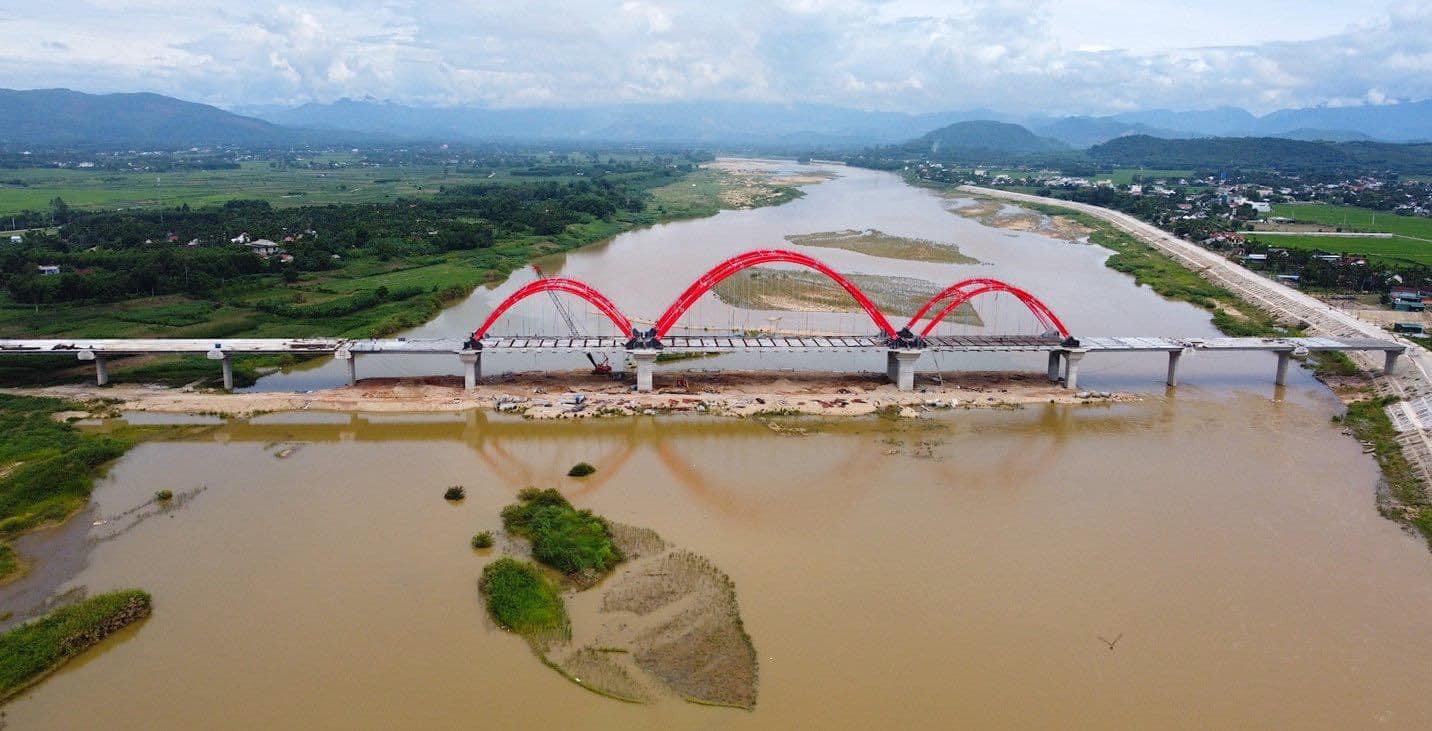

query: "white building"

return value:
[245, 239, 281, 257]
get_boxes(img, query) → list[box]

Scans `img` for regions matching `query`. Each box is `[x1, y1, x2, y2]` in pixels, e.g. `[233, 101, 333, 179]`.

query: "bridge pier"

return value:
[1047, 351, 1062, 382]
[1166, 349, 1183, 387]
[887, 349, 923, 391]
[221, 356, 234, 391]
[1275, 351, 1292, 386]
[629, 350, 659, 392]
[1385, 349, 1403, 375]
[334, 348, 357, 387]
[459, 350, 481, 390]
[1062, 349, 1087, 390]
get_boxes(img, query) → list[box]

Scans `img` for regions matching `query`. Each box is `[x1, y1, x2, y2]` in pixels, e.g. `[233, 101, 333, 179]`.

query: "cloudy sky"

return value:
[0, 0, 1428, 114]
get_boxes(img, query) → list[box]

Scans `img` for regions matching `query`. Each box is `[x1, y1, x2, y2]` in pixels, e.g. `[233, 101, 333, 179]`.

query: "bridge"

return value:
[0, 249, 1407, 393]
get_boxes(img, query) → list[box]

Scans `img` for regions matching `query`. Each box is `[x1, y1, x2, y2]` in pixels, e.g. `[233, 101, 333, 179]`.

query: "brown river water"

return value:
[4, 162, 1432, 728]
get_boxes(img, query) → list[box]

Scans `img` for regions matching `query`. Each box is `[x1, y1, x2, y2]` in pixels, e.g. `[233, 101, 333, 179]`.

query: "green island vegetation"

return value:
[471, 530, 495, 549]
[152, 489, 173, 502]
[0, 589, 152, 704]
[0, 394, 156, 581]
[443, 485, 466, 501]
[478, 557, 567, 638]
[784, 229, 977, 264]
[0, 151, 801, 388]
[566, 462, 596, 477]
[1337, 396, 1432, 540]
[500, 488, 622, 575]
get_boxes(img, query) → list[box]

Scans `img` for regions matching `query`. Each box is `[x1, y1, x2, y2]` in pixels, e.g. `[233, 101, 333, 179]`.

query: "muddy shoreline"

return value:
[3, 370, 1133, 420]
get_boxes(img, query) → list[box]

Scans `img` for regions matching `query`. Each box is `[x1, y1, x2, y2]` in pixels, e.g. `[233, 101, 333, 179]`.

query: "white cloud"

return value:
[0, 0, 1426, 114]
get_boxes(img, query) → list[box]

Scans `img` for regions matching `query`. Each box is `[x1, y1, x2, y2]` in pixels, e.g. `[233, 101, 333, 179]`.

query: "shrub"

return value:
[500, 488, 621, 574]
[153, 490, 173, 502]
[443, 485, 466, 501]
[471, 530, 494, 549]
[478, 558, 566, 636]
[567, 462, 596, 477]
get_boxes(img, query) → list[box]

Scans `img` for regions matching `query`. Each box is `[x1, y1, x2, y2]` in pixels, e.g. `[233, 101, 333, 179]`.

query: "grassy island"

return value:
[0, 589, 152, 703]
[500, 488, 622, 575]
[478, 558, 567, 638]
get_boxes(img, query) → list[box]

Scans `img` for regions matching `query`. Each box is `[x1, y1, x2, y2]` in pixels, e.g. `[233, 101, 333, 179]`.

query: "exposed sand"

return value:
[702, 159, 835, 209]
[944, 194, 1093, 241]
[4, 371, 1134, 420]
[784, 229, 978, 264]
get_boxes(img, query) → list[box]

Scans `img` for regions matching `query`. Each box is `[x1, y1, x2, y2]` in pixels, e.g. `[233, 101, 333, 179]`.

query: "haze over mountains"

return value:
[1, 88, 1430, 149]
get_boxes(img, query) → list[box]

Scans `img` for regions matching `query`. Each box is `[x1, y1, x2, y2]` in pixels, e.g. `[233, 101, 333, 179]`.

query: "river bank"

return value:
[1, 370, 1133, 421]
[960, 184, 1432, 544]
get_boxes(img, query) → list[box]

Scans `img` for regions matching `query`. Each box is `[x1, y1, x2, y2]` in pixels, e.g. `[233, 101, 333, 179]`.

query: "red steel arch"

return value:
[906, 278, 1069, 338]
[470, 277, 633, 340]
[653, 249, 898, 338]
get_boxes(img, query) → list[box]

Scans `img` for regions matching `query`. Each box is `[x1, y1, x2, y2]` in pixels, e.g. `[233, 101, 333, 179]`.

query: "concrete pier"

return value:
[221, 357, 234, 391]
[629, 350, 659, 392]
[1385, 349, 1403, 375]
[888, 349, 923, 392]
[459, 351, 481, 390]
[334, 348, 358, 387]
[1275, 351, 1292, 386]
[1047, 351, 1062, 382]
[1063, 349, 1087, 390]
[1166, 349, 1183, 387]
[93, 354, 108, 386]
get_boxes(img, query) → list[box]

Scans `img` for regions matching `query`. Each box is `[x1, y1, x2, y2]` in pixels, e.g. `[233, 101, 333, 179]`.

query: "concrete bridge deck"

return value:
[0, 334, 1406, 392]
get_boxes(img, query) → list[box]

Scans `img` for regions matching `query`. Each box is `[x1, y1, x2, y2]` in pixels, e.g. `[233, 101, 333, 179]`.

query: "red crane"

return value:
[531, 264, 612, 374]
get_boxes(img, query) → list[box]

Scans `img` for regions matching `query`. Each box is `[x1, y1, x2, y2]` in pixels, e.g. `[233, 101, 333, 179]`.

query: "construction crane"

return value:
[531, 264, 612, 374]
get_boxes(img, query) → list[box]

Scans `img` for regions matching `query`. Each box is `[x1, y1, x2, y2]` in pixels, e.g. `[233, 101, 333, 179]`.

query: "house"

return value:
[1390, 287, 1426, 312]
[8, 235, 21, 244]
[37, 264, 60, 276]
[1393, 322, 1426, 334]
[1243, 253, 1269, 266]
[245, 239, 281, 257]
[277, 253, 295, 264]
[230, 232, 252, 244]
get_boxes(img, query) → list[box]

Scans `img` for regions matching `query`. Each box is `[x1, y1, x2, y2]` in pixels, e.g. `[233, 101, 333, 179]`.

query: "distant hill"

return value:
[0, 88, 344, 147]
[1087, 135, 1432, 174]
[1031, 116, 1185, 147]
[912, 120, 1067, 155]
[239, 98, 999, 146]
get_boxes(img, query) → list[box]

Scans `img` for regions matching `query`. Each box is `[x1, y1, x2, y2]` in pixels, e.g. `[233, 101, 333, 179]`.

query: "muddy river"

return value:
[5, 163, 1432, 728]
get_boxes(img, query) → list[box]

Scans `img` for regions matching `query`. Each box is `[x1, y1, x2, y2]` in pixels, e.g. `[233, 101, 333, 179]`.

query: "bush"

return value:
[478, 558, 566, 636]
[567, 462, 596, 477]
[500, 488, 621, 574]
[471, 530, 494, 549]
[443, 485, 466, 501]
[153, 489, 173, 502]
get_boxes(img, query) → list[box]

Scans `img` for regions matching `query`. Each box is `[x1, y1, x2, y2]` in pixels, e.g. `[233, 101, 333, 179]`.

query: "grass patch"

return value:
[471, 530, 494, 549]
[443, 485, 466, 501]
[1270, 203, 1432, 240]
[567, 462, 596, 477]
[0, 589, 152, 703]
[479, 558, 567, 637]
[0, 544, 18, 583]
[500, 488, 622, 575]
[0, 394, 136, 539]
[1340, 396, 1432, 542]
[1245, 233, 1432, 267]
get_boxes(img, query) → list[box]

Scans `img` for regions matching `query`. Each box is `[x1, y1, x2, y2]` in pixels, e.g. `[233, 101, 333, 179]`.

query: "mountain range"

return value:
[1, 88, 1430, 149]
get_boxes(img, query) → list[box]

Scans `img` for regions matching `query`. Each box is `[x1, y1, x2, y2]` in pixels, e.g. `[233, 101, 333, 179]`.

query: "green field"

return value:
[1270, 203, 1432, 241]
[1245, 233, 1432, 266]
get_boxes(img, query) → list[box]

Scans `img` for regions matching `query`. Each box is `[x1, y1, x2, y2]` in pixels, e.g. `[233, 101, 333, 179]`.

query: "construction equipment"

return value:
[531, 264, 612, 374]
